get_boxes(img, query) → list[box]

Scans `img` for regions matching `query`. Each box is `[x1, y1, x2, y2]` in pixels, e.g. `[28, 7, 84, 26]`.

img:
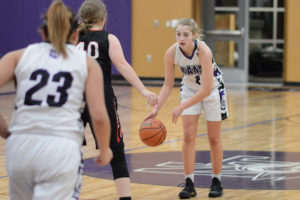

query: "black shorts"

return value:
[81, 85, 124, 149]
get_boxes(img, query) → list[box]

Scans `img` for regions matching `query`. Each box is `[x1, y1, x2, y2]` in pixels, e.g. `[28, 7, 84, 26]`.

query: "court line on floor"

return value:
[125, 116, 284, 153]
[0, 116, 287, 179]
[0, 91, 15, 96]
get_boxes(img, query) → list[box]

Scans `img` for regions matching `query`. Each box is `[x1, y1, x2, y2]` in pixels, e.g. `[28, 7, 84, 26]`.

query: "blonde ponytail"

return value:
[47, 1, 70, 58]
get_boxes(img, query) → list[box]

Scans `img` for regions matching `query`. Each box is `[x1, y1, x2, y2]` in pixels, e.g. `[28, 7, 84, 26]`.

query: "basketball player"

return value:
[77, 0, 158, 199]
[0, 1, 112, 199]
[145, 18, 228, 199]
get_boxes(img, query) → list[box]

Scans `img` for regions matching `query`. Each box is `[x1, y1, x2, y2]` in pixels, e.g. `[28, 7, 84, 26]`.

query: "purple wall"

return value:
[0, 0, 131, 75]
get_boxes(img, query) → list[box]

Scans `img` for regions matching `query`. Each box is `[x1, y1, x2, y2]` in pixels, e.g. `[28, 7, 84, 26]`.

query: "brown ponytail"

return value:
[47, 0, 70, 58]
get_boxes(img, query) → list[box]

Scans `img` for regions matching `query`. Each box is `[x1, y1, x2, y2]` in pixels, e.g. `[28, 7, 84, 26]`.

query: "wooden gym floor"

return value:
[0, 81, 300, 200]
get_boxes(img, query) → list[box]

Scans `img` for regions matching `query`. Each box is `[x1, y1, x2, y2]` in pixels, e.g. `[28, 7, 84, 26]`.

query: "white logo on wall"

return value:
[134, 155, 300, 181]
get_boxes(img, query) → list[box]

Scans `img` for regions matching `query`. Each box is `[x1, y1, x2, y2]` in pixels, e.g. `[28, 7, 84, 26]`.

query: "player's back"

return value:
[9, 42, 88, 144]
[78, 30, 112, 85]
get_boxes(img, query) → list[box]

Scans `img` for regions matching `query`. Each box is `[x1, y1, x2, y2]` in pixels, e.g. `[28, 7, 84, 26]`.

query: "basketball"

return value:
[139, 118, 167, 146]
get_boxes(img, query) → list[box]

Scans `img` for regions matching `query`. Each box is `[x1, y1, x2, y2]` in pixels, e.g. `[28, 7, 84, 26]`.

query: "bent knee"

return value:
[208, 135, 221, 146]
[183, 131, 196, 143]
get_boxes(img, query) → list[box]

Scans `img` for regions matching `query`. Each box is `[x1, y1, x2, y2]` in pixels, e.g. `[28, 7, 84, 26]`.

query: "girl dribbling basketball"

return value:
[145, 18, 228, 199]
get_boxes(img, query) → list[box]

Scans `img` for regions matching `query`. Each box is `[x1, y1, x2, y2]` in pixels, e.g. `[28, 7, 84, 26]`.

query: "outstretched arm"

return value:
[144, 44, 177, 120]
[108, 34, 157, 106]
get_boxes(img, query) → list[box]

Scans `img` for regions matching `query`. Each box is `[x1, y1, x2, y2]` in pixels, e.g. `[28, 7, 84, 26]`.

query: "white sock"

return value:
[185, 173, 194, 182]
[212, 174, 221, 181]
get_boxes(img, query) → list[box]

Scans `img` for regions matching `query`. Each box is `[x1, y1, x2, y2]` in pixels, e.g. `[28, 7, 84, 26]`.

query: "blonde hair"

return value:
[78, 0, 107, 34]
[46, 1, 72, 58]
[176, 18, 201, 40]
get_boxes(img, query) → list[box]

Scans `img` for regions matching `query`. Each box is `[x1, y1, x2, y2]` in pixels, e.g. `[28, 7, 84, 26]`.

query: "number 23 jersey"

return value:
[9, 42, 88, 144]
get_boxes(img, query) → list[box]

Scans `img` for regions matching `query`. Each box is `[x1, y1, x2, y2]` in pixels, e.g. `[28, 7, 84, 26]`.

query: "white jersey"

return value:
[175, 40, 224, 91]
[9, 42, 88, 144]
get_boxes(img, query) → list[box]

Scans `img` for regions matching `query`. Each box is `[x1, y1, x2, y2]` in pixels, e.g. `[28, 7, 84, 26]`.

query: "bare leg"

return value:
[182, 115, 199, 175]
[178, 115, 199, 199]
[207, 121, 223, 174]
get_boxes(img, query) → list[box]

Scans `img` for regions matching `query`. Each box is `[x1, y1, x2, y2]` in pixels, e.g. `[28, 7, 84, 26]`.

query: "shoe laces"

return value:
[178, 182, 186, 187]
[178, 178, 194, 188]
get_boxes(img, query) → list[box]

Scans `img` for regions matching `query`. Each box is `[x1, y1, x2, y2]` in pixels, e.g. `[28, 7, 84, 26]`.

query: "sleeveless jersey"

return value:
[78, 30, 112, 85]
[9, 42, 88, 144]
[175, 40, 224, 91]
[77, 30, 124, 148]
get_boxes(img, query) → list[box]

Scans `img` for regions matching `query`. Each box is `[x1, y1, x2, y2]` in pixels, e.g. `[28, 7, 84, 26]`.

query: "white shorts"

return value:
[6, 134, 83, 200]
[180, 85, 228, 121]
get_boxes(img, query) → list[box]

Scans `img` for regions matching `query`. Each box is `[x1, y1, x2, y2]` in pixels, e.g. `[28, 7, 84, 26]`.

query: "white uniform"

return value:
[175, 40, 228, 121]
[6, 42, 87, 200]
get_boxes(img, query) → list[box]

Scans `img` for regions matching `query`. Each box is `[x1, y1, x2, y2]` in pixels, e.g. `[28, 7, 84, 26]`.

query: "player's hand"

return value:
[172, 104, 184, 124]
[144, 107, 158, 121]
[95, 148, 113, 166]
[142, 89, 158, 107]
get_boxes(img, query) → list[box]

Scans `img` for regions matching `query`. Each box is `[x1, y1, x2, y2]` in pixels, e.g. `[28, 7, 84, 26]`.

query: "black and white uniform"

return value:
[78, 30, 129, 179]
[175, 40, 228, 121]
[7, 42, 87, 200]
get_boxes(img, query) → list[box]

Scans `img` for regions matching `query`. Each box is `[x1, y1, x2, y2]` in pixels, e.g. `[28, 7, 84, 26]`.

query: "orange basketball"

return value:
[139, 118, 167, 146]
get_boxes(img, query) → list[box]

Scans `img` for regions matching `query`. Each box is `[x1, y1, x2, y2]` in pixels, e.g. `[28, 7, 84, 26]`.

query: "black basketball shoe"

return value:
[178, 178, 197, 199]
[208, 177, 223, 198]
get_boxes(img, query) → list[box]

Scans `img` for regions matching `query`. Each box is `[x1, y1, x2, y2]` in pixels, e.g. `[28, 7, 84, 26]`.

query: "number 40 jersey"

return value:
[9, 42, 88, 144]
[77, 30, 112, 85]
